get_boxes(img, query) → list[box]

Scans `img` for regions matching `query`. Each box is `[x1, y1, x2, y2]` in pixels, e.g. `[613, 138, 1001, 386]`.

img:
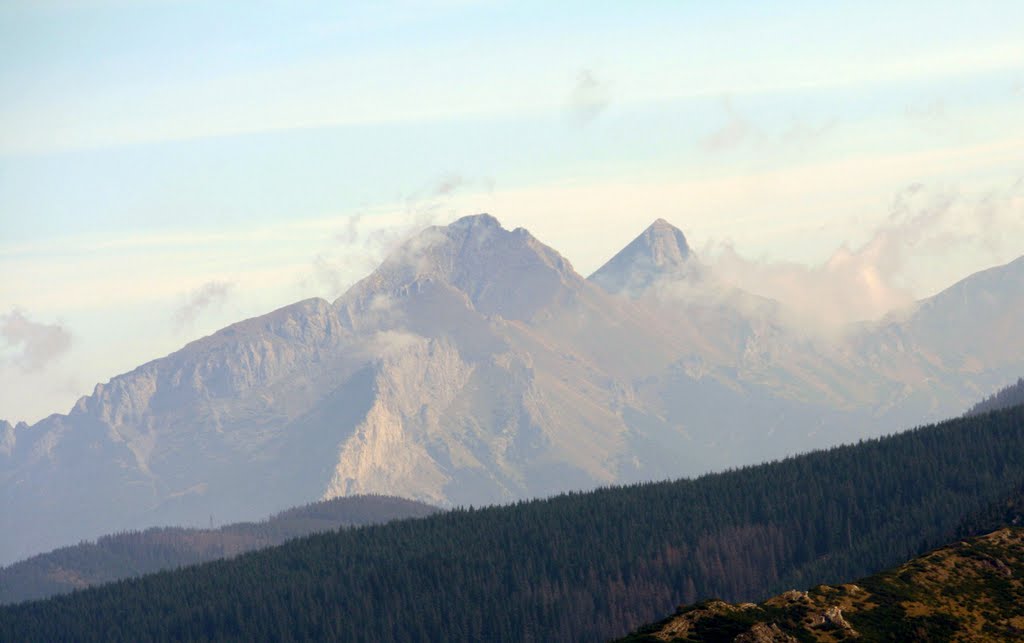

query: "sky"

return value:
[2, 0, 1023, 423]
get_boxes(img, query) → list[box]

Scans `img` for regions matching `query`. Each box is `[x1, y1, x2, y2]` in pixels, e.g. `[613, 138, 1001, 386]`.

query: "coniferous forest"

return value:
[0, 495, 437, 605]
[967, 377, 1024, 416]
[3, 405, 1024, 642]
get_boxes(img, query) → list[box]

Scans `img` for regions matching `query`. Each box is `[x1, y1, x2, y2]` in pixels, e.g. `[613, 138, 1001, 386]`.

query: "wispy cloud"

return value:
[566, 68, 610, 125]
[701, 97, 837, 152]
[173, 281, 234, 329]
[700, 180, 1023, 335]
[433, 173, 467, 197]
[700, 97, 755, 152]
[0, 309, 73, 372]
[334, 212, 364, 245]
[309, 172, 495, 297]
[905, 97, 947, 121]
[780, 116, 839, 145]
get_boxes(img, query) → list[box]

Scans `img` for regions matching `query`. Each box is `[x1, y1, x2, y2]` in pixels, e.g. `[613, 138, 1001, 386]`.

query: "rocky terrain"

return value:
[620, 527, 1024, 642]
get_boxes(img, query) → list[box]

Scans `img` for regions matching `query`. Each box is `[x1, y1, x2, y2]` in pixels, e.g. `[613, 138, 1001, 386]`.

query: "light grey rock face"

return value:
[589, 218, 700, 295]
[0, 421, 13, 457]
[2, 214, 1022, 565]
[1, 298, 360, 565]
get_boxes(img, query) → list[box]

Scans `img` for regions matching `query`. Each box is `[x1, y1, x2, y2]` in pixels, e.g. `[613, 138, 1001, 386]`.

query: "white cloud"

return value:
[701, 97, 756, 152]
[699, 180, 1023, 334]
[173, 281, 234, 329]
[701, 97, 839, 152]
[307, 172, 491, 298]
[0, 309, 73, 372]
[566, 68, 610, 125]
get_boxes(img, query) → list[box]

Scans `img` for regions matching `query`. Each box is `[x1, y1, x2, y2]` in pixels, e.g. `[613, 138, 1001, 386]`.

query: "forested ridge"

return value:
[0, 495, 437, 605]
[619, 480, 1024, 642]
[967, 377, 1024, 416]
[3, 405, 1024, 642]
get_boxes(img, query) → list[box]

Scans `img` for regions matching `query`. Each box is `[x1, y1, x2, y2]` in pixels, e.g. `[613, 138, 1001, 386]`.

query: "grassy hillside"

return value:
[620, 526, 1024, 642]
[0, 494, 436, 605]
[2, 405, 1024, 641]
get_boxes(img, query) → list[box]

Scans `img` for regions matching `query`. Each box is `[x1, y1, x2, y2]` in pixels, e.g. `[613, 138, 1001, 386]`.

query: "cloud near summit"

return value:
[173, 281, 235, 329]
[0, 309, 73, 372]
[701, 182, 1021, 335]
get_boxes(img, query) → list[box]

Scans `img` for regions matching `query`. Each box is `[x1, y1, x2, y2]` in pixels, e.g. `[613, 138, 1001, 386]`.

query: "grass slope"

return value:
[620, 527, 1024, 642]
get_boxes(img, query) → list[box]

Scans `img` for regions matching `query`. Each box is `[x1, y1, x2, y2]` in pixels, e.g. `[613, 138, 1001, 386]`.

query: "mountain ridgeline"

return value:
[3, 213, 1024, 564]
[4, 404, 1024, 641]
[0, 495, 436, 605]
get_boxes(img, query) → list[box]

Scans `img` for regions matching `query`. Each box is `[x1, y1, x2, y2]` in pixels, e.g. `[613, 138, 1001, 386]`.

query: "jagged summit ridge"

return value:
[336, 213, 582, 323]
[589, 218, 698, 295]
[448, 212, 502, 230]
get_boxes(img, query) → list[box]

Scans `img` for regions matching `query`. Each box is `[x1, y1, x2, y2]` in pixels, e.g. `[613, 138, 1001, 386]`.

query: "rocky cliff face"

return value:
[1, 298, 359, 564]
[3, 214, 1022, 565]
[0, 421, 14, 457]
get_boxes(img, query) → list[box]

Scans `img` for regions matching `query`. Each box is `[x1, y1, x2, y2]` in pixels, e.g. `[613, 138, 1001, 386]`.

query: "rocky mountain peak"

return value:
[337, 214, 582, 322]
[645, 218, 691, 263]
[589, 218, 698, 295]
[447, 212, 502, 231]
[65, 297, 349, 428]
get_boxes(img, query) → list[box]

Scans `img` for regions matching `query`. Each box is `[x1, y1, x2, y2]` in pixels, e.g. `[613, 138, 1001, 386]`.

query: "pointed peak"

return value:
[641, 219, 691, 257]
[589, 218, 698, 295]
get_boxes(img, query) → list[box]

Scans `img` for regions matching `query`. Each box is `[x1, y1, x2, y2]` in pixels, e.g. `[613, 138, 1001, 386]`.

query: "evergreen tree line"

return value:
[3, 405, 1024, 641]
[967, 377, 1024, 416]
[0, 495, 437, 605]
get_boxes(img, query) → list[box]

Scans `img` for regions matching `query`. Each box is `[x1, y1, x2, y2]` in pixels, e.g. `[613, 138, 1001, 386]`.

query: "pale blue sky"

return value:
[2, 1, 1023, 422]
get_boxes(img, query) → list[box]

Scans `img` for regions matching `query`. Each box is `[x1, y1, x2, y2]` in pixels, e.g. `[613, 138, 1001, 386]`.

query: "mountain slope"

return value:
[620, 527, 1024, 642]
[968, 377, 1024, 416]
[1, 297, 364, 564]
[324, 215, 707, 506]
[0, 495, 436, 605]
[841, 255, 1024, 425]
[3, 214, 1023, 565]
[3, 404, 1024, 641]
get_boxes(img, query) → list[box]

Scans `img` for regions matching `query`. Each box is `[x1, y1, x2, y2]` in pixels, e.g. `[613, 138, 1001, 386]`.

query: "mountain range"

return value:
[3, 213, 1022, 564]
